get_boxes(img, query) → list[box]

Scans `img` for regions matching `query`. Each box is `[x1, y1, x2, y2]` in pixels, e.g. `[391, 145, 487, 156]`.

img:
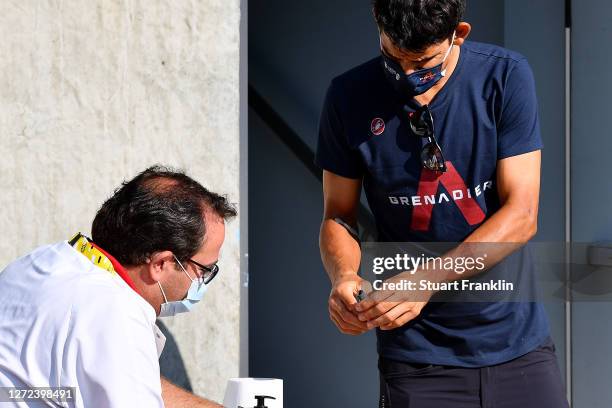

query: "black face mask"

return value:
[380, 32, 455, 98]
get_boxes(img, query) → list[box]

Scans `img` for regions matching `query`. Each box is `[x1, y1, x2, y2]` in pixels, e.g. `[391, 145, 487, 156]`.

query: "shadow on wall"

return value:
[157, 320, 193, 392]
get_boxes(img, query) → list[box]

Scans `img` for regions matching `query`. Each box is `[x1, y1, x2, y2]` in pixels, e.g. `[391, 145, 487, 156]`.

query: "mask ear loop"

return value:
[153, 256, 170, 303]
[158, 256, 195, 303]
[440, 31, 457, 77]
[158, 281, 169, 303]
[173, 255, 196, 283]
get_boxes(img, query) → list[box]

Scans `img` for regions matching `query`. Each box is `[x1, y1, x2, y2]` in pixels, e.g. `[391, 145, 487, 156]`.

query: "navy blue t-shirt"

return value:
[315, 41, 550, 367]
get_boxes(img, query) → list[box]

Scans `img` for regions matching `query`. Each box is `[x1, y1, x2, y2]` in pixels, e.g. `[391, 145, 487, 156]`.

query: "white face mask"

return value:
[157, 256, 208, 317]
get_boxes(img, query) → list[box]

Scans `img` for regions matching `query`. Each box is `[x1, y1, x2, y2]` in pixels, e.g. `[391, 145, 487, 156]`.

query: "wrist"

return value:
[331, 271, 360, 286]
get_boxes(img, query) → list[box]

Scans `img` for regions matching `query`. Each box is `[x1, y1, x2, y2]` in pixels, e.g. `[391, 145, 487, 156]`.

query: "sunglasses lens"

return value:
[410, 121, 427, 136]
[409, 110, 430, 137]
[409, 106, 445, 172]
[421, 143, 446, 172]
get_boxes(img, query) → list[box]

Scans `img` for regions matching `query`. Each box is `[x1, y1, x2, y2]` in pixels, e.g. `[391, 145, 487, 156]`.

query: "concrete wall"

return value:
[0, 1, 241, 403]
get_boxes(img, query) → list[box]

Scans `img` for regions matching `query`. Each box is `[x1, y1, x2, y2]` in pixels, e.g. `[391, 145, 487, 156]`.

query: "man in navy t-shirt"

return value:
[316, 1, 569, 407]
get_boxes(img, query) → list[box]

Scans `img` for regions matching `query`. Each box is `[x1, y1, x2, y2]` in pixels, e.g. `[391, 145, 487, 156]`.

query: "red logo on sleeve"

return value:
[371, 118, 386, 136]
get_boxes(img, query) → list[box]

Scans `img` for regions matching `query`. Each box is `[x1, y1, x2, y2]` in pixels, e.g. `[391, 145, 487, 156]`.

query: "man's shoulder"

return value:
[334, 56, 382, 82]
[2, 241, 155, 326]
[69, 272, 155, 326]
[325, 56, 395, 115]
[463, 41, 528, 65]
[329, 56, 386, 96]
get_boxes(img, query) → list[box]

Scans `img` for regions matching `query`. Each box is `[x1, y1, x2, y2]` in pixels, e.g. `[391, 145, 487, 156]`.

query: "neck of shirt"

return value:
[89, 241, 141, 295]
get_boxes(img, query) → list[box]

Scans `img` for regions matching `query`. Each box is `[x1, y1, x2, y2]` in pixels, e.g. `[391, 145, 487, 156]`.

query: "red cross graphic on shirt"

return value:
[410, 162, 487, 231]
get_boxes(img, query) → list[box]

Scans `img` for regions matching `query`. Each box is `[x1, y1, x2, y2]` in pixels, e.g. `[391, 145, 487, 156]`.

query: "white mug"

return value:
[223, 378, 283, 408]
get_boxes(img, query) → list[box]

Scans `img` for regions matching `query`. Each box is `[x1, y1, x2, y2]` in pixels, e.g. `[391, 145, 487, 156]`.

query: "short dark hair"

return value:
[373, 0, 465, 52]
[91, 165, 237, 266]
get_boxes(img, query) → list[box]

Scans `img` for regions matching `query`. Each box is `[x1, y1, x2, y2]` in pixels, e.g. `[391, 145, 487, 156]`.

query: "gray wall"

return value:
[571, 1, 612, 407]
[248, 5, 383, 398]
[249, 1, 572, 407]
[249, 110, 379, 407]
[503, 0, 568, 388]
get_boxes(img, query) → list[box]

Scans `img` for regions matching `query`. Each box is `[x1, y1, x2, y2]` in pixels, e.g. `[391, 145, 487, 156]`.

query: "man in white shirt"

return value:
[0, 165, 236, 407]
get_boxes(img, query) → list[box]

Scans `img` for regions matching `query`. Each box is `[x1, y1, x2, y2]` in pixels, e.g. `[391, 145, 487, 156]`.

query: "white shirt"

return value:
[0, 241, 165, 407]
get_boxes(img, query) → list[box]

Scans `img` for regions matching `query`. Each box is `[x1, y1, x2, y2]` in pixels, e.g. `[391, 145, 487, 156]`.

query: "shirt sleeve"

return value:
[315, 80, 364, 179]
[72, 294, 164, 408]
[497, 58, 544, 159]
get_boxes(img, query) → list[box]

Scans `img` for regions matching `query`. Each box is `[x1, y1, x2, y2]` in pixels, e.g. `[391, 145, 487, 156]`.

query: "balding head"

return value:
[91, 165, 236, 266]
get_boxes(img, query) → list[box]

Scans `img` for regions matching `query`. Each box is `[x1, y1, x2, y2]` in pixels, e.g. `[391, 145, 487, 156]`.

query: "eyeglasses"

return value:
[408, 104, 447, 173]
[187, 259, 219, 285]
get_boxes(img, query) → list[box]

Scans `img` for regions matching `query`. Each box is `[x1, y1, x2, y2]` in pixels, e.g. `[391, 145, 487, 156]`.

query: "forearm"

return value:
[465, 201, 537, 244]
[161, 376, 222, 408]
[434, 203, 537, 283]
[319, 218, 361, 284]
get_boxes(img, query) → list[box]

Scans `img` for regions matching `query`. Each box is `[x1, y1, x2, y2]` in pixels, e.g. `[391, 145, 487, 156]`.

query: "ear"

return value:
[454, 22, 472, 46]
[145, 250, 176, 283]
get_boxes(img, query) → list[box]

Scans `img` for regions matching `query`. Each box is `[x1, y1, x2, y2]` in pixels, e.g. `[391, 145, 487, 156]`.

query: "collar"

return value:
[69, 232, 140, 295]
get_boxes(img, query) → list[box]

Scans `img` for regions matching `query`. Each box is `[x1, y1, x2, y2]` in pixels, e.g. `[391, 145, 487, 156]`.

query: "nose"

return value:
[400, 64, 422, 76]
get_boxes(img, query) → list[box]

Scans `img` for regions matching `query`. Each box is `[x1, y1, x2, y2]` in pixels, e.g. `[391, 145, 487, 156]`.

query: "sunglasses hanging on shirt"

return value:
[408, 105, 447, 173]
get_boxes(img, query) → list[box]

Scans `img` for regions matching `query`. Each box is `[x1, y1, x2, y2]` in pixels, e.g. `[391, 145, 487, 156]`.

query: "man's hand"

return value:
[328, 275, 370, 335]
[355, 272, 433, 331]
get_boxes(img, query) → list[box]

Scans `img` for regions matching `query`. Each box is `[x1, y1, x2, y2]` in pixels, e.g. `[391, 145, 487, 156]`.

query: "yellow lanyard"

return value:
[68, 232, 116, 274]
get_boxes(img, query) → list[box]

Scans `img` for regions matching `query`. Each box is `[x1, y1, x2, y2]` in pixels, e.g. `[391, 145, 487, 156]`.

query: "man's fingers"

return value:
[329, 307, 366, 332]
[357, 292, 404, 322]
[329, 296, 368, 329]
[354, 289, 394, 313]
[379, 308, 420, 330]
[357, 300, 395, 322]
[365, 302, 413, 329]
[329, 310, 367, 335]
[335, 286, 360, 313]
